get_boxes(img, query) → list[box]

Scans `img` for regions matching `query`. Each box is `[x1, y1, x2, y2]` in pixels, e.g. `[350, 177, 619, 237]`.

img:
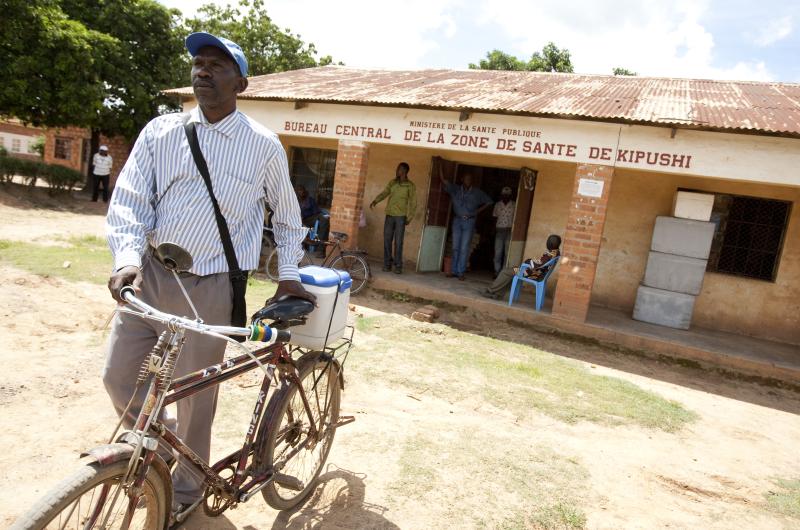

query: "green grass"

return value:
[353, 316, 698, 432]
[765, 478, 800, 519]
[0, 237, 276, 309]
[0, 236, 112, 284]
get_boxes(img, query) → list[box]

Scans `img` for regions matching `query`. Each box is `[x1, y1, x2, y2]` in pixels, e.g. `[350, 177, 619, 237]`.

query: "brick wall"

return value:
[43, 127, 90, 173]
[98, 134, 132, 189]
[552, 163, 615, 321]
[329, 141, 369, 249]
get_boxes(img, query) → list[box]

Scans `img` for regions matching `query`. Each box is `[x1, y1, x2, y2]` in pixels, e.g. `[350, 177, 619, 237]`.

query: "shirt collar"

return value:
[188, 106, 242, 138]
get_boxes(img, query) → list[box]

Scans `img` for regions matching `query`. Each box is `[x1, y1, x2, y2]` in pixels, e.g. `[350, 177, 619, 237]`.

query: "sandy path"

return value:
[1, 186, 799, 529]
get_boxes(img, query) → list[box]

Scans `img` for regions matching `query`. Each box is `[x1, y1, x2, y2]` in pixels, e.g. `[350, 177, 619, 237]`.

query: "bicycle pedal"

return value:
[273, 473, 304, 491]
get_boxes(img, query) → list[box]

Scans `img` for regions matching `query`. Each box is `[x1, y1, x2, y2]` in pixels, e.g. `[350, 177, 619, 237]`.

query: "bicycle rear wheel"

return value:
[329, 253, 370, 294]
[256, 353, 341, 511]
[266, 248, 313, 282]
[11, 459, 168, 530]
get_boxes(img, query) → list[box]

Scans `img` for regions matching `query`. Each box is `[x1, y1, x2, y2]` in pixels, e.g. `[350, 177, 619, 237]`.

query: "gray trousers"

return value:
[493, 227, 511, 273]
[102, 254, 232, 504]
[487, 266, 516, 294]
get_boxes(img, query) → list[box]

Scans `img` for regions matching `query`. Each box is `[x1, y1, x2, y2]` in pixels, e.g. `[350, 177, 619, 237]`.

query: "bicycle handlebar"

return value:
[119, 286, 290, 344]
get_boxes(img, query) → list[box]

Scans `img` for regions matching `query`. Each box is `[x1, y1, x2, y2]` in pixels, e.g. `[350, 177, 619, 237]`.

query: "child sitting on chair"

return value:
[481, 234, 561, 300]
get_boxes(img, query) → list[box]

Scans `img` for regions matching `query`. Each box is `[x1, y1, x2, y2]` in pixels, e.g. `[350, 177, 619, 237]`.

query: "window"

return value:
[289, 147, 337, 209]
[706, 193, 791, 281]
[11, 138, 21, 152]
[54, 137, 72, 160]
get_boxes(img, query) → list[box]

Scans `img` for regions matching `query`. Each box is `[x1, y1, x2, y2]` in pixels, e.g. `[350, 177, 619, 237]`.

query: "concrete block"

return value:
[633, 285, 696, 330]
[673, 191, 714, 221]
[651, 216, 716, 259]
[643, 251, 707, 295]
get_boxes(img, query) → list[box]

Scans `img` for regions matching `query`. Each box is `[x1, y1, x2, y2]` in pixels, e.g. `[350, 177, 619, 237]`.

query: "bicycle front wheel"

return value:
[329, 253, 370, 294]
[11, 459, 169, 530]
[266, 248, 313, 282]
[256, 353, 341, 511]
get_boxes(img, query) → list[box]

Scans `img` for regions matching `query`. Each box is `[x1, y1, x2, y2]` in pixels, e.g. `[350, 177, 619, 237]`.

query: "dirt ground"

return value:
[2, 185, 800, 529]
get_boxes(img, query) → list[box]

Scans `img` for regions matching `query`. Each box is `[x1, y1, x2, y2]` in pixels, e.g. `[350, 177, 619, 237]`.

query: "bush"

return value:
[42, 164, 83, 193]
[0, 152, 82, 193]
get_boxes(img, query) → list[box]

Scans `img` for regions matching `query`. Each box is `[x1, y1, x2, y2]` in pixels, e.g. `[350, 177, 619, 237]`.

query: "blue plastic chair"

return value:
[507, 255, 560, 311]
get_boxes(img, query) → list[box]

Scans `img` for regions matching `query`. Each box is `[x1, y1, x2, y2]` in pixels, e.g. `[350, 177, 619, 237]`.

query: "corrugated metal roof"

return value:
[164, 67, 800, 136]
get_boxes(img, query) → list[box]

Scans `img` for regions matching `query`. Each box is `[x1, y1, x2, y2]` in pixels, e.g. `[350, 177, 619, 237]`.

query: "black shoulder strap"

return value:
[183, 119, 245, 279]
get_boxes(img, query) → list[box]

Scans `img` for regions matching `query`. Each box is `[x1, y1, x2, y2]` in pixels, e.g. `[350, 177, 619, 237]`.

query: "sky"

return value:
[160, 0, 800, 82]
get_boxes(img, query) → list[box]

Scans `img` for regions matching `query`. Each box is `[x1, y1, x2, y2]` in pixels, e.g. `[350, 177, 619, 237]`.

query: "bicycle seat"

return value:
[251, 297, 315, 327]
[330, 231, 348, 242]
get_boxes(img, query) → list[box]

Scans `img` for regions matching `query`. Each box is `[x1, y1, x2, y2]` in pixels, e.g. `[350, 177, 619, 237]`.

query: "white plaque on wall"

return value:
[578, 178, 604, 198]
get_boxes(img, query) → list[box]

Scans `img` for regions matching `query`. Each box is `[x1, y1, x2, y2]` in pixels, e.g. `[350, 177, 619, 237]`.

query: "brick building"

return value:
[43, 127, 131, 188]
[166, 67, 800, 347]
[0, 120, 43, 161]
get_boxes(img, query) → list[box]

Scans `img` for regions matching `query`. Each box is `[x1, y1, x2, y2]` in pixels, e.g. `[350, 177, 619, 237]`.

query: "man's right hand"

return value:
[369, 200, 376, 210]
[108, 265, 143, 303]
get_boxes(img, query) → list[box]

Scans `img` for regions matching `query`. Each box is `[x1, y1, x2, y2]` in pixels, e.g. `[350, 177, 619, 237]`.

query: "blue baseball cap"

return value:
[185, 32, 248, 77]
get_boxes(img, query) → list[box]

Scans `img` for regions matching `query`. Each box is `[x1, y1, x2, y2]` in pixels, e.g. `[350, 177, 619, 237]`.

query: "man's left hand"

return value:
[269, 280, 317, 306]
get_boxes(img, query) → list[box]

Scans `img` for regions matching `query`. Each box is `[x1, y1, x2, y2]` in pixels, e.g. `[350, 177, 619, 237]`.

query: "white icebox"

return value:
[289, 266, 352, 350]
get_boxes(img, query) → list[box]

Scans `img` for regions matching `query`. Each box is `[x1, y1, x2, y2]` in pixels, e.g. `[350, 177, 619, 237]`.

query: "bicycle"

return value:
[263, 226, 370, 295]
[11, 244, 354, 530]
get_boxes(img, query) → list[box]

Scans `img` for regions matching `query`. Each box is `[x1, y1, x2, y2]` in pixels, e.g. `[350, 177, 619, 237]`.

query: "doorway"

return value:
[417, 157, 536, 275]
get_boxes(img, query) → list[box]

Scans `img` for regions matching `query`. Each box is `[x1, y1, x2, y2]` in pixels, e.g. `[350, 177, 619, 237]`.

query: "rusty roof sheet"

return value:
[164, 67, 800, 136]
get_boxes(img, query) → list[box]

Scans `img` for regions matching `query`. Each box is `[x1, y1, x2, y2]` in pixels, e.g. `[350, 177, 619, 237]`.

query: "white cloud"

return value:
[159, 0, 777, 81]
[260, 0, 461, 69]
[474, 0, 774, 81]
[161, 0, 461, 68]
[752, 15, 793, 46]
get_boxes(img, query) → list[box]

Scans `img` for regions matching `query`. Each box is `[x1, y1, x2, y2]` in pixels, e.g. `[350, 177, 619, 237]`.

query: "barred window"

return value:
[54, 137, 71, 160]
[706, 193, 791, 281]
[289, 147, 337, 209]
[11, 138, 21, 152]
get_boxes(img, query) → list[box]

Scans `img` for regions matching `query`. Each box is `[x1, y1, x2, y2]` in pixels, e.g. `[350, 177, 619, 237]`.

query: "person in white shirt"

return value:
[492, 186, 515, 276]
[91, 145, 113, 202]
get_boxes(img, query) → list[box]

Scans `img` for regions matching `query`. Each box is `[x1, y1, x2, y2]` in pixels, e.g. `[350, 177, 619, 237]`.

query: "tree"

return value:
[59, 0, 187, 141]
[468, 50, 527, 71]
[0, 0, 116, 128]
[183, 0, 337, 77]
[469, 42, 574, 73]
[613, 67, 637, 76]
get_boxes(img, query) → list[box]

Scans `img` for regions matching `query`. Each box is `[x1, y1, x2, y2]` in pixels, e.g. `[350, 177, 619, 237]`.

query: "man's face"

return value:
[99, 150, 108, 157]
[191, 46, 247, 108]
[462, 173, 473, 187]
[297, 186, 307, 199]
[396, 165, 408, 179]
[502, 192, 511, 202]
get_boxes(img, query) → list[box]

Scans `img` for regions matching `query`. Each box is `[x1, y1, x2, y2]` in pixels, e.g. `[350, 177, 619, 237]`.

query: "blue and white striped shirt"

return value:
[106, 106, 305, 281]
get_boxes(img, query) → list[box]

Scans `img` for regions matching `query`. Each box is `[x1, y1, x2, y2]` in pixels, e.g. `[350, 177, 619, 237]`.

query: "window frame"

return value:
[691, 188, 792, 283]
[288, 147, 338, 211]
[54, 137, 72, 160]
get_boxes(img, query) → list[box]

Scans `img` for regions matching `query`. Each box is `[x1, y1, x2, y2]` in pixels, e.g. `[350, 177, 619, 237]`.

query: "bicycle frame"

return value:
[117, 327, 328, 520]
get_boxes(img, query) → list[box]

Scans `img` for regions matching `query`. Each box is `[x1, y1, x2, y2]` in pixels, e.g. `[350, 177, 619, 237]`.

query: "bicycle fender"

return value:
[81, 442, 174, 512]
[81, 442, 135, 466]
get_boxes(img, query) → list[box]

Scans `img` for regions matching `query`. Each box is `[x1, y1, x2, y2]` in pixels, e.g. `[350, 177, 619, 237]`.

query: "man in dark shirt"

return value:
[440, 168, 492, 280]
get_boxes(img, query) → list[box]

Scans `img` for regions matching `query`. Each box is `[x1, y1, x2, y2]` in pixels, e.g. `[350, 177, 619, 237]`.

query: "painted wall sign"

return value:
[184, 100, 800, 186]
[577, 178, 605, 198]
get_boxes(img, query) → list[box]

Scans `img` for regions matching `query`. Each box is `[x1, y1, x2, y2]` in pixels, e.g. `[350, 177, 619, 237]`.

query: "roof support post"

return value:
[329, 140, 369, 250]
[552, 163, 615, 322]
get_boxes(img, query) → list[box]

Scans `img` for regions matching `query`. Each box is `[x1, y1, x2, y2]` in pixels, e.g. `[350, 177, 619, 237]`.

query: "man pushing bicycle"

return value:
[103, 31, 314, 525]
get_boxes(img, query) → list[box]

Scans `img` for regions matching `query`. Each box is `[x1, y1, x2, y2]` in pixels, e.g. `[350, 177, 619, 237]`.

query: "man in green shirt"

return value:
[370, 162, 417, 273]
